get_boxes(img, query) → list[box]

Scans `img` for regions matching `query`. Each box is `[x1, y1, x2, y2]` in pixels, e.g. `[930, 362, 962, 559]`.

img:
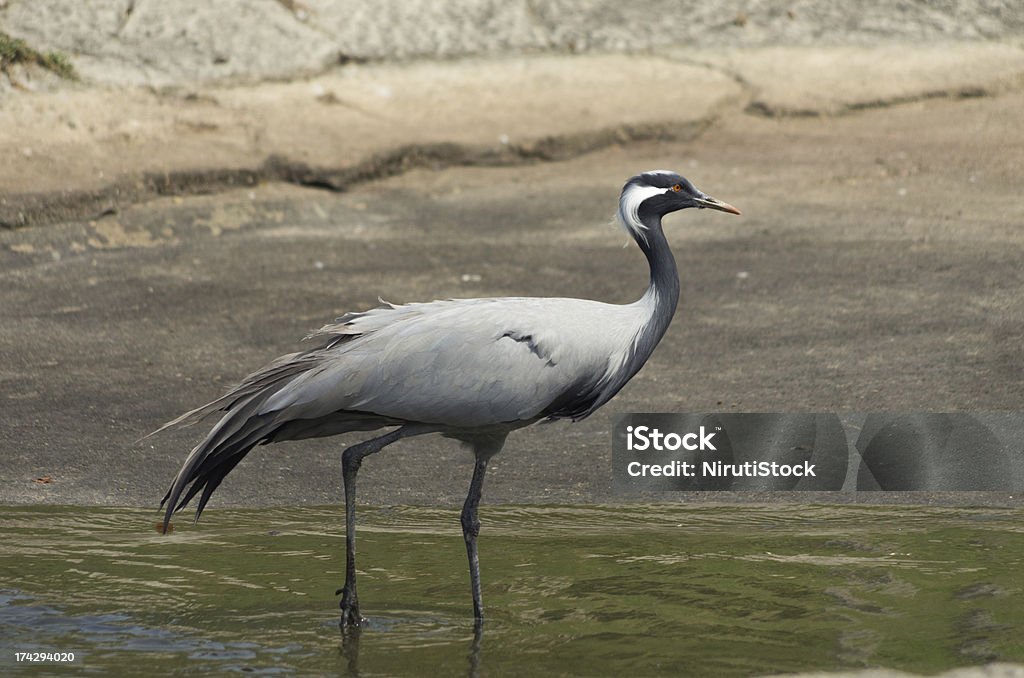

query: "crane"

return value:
[158, 170, 740, 628]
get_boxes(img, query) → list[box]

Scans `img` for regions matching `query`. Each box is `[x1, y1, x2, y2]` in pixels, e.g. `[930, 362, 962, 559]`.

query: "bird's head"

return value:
[617, 170, 740, 241]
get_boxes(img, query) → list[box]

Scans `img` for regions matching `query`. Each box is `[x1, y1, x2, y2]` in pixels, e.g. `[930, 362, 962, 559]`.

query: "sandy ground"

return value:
[2, 79, 1023, 509]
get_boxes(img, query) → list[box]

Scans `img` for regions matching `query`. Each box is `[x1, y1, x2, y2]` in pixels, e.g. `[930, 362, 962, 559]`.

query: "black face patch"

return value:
[637, 172, 698, 197]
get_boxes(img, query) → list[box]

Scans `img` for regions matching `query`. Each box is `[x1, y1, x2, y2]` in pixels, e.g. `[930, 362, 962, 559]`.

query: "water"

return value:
[1, 504, 1023, 676]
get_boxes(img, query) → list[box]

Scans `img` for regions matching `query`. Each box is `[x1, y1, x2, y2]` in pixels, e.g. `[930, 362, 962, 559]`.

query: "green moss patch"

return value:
[0, 31, 78, 80]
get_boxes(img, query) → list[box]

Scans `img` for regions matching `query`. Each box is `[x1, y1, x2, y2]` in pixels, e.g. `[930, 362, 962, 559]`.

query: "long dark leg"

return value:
[461, 436, 505, 625]
[461, 454, 489, 623]
[337, 427, 420, 629]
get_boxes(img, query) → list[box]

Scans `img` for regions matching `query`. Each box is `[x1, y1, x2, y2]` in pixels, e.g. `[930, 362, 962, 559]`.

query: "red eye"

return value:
[672, 184, 682, 192]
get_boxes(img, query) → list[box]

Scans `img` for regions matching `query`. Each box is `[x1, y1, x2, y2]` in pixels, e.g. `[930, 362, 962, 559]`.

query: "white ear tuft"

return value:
[616, 184, 667, 243]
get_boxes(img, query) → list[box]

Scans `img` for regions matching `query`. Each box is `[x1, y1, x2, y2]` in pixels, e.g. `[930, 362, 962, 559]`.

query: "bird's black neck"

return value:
[634, 216, 681, 358]
[561, 211, 682, 420]
[614, 215, 679, 391]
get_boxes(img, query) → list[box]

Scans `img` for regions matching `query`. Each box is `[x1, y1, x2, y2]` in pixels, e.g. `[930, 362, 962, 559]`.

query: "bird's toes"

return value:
[336, 586, 355, 607]
[338, 606, 363, 629]
[337, 586, 362, 627]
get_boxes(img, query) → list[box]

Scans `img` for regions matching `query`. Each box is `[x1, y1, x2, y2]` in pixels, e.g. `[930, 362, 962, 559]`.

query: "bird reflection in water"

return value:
[337, 620, 485, 678]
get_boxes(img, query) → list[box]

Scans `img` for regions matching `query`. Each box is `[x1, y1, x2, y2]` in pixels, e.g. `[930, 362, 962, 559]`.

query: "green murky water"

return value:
[1, 504, 1023, 676]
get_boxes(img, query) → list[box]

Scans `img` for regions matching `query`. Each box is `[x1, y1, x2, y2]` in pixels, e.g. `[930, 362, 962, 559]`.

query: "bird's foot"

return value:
[336, 586, 363, 629]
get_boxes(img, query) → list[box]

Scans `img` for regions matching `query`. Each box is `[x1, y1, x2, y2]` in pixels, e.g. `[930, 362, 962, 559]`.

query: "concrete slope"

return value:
[3, 44, 1023, 229]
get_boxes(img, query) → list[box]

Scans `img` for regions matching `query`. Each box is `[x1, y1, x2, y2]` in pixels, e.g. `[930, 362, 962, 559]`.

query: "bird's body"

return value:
[159, 171, 739, 628]
[294, 294, 658, 427]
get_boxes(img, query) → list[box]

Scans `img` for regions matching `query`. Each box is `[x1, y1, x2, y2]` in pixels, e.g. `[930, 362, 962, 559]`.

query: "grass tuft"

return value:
[0, 31, 78, 80]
